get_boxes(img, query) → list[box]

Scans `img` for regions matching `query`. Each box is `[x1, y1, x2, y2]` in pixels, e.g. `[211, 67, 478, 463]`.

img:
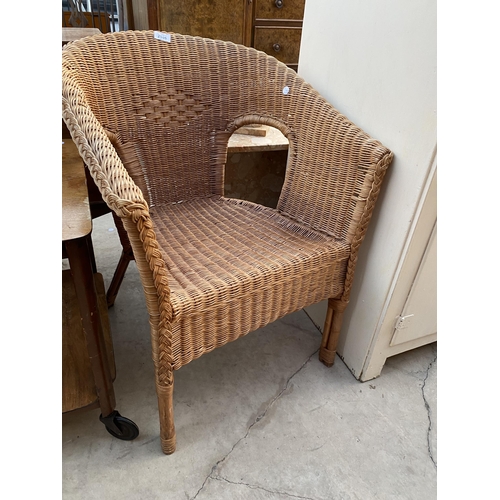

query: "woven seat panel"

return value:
[150, 196, 350, 369]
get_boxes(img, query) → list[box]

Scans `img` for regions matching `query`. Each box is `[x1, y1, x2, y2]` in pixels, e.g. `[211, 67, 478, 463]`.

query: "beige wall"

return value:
[299, 0, 437, 378]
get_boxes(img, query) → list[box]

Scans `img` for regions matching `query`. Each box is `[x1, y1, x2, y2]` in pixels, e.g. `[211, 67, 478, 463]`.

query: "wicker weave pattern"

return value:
[151, 196, 349, 368]
[62, 30, 393, 453]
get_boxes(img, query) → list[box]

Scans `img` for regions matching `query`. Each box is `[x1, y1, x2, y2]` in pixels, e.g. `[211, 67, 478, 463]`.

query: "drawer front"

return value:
[255, 0, 305, 20]
[254, 27, 302, 65]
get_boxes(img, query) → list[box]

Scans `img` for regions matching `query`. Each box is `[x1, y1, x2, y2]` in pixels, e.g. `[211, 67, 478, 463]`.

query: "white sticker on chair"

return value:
[283, 86, 290, 95]
[154, 31, 171, 43]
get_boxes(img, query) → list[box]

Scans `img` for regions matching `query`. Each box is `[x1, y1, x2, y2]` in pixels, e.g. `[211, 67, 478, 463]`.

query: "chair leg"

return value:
[319, 298, 348, 367]
[156, 380, 176, 455]
[106, 249, 134, 307]
[106, 211, 135, 307]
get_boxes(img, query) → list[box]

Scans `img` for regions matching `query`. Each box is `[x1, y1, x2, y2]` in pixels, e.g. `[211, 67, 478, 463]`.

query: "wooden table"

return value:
[62, 139, 138, 440]
[228, 125, 289, 153]
[62, 27, 101, 45]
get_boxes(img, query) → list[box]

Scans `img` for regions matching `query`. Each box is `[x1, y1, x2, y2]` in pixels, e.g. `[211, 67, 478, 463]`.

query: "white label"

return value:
[282, 86, 290, 95]
[154, 31, 171, 43]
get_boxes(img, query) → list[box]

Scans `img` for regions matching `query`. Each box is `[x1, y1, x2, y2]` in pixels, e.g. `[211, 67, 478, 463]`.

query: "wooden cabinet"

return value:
[133, 0, 306, 69]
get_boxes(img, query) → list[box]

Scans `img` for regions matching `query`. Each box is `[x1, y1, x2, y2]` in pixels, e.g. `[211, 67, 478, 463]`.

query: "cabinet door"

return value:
[390, 223, 437, 346]
[158, 0, 246, 44]
[255, 0, 305, 20]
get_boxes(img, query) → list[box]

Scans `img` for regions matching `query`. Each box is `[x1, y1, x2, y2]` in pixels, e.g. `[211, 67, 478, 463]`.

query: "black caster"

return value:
[100, 411, 139, 441]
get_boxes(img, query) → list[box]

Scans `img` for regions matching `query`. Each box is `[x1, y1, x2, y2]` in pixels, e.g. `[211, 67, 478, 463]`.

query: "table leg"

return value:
[65, 236, 116, 417]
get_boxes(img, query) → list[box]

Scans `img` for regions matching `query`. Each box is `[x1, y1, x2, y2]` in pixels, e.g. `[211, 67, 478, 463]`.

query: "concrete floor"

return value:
[62, 213, 437, 500]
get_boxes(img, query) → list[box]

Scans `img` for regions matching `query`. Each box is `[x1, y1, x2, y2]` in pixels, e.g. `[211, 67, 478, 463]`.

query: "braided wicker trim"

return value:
[341, 152, 394, 302]
[62, 99, 145, 217]
[130, 208, 174, 386]
[63, 63, 175, 387]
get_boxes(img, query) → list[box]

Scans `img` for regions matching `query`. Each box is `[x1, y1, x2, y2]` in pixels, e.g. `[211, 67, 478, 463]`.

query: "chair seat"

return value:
[151, 196, 350, 368]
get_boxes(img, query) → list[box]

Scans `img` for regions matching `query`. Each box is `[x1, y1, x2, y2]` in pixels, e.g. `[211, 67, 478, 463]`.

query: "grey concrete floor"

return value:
[62, 213, 437, 500]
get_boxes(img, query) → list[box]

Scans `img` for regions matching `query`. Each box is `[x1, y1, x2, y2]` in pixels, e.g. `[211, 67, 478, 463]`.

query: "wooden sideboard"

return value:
[130, 0, 306, 69]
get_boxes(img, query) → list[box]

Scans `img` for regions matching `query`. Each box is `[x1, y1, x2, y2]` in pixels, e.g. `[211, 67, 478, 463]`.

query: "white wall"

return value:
[299, 0, 437, 378]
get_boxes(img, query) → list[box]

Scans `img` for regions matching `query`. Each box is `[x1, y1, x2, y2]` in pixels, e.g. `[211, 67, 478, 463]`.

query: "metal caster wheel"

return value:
[100, 411, 139, 441]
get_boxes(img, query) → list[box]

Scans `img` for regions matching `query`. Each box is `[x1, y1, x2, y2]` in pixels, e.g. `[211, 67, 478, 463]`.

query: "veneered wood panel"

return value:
[158, 0, 246, 44]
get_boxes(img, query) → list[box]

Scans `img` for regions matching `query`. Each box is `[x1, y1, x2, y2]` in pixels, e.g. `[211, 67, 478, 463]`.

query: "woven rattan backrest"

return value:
[62, 30, 391, 242]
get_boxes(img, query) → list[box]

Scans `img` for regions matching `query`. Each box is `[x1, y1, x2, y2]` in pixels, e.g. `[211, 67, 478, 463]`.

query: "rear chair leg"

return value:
[106, 249, 134, 307]
[107, 212, 135, 307]
[319, 299, 348, 367]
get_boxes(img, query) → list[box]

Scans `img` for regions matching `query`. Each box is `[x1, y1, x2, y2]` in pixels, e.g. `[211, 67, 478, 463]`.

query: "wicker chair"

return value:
[62, 30, 393, 454]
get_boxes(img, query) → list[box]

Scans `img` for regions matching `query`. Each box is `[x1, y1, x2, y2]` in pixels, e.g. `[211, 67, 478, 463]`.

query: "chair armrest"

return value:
[275, 89, 393, 246]
[62, 66, 146, 218]
[63, 64, 175, 379]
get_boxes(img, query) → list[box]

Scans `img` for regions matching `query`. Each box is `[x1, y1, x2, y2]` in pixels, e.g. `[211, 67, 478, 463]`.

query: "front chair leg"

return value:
[156, 380, 176, 454]
[319, 298, 348, 367]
